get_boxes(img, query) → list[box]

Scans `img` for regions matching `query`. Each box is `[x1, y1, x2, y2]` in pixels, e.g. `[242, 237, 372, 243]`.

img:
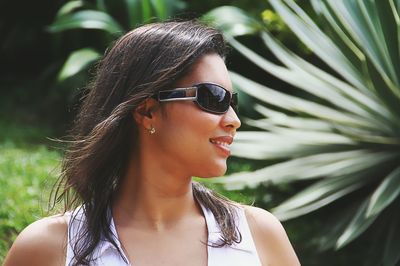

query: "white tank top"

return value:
[66, 204, 262, 265]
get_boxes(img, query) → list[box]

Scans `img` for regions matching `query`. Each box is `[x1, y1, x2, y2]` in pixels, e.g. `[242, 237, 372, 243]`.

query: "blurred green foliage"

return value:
[48, 0, 187, 83]
[0, 142, 60, 262]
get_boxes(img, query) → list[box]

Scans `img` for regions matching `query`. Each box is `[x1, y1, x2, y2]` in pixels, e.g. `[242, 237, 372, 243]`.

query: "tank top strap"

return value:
[65, 207, 130, 265]
[199, 204, 262, 266]
[65, 207, 85, 265]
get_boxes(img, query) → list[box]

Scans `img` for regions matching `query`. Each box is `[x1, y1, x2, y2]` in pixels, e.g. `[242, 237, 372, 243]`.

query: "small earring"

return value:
[148, 126, 156, 135]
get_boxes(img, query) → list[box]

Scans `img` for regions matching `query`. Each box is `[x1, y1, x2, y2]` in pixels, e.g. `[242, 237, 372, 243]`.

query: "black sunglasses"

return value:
[153, 83, 238, 114]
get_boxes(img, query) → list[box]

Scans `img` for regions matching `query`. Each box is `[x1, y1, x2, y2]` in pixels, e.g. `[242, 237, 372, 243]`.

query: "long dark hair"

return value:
[53, 20, 241, 265]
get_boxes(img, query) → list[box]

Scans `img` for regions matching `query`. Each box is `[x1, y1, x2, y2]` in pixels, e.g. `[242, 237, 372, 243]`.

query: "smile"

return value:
[209, 139, 231, 147]
[209, 136, 234, 157]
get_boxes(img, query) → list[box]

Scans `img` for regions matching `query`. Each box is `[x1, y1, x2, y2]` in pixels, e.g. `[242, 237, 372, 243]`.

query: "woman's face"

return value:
[153, 53, 241, 178]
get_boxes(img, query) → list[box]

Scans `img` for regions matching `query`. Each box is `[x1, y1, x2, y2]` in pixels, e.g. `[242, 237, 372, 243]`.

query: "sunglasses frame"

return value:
[154, 83, 238, 114]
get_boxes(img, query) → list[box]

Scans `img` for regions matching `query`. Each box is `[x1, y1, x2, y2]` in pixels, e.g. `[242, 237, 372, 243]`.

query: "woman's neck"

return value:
[112, 153, 202, 231]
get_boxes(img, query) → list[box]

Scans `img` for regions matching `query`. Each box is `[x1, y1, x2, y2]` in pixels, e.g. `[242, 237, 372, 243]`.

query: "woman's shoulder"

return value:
[241, 205, 301, 266]
[241, 205, 282, 230]
[4, 214, 69, 266]
[241, 205, 287, 245]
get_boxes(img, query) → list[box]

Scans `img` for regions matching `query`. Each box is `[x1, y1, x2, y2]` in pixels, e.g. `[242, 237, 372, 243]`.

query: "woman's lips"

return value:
[209, 136, 233, 157]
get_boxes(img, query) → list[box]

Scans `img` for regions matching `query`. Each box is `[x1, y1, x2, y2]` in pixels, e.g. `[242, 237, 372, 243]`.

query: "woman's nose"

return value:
[221, 106, 241, 131]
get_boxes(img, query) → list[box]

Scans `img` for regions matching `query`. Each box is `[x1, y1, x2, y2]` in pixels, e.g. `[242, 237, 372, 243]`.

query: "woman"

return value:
[5, 21, 300, 265]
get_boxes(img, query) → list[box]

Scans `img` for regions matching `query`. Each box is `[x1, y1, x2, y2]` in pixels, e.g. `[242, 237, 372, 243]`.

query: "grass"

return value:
[0, 120, 61, 262]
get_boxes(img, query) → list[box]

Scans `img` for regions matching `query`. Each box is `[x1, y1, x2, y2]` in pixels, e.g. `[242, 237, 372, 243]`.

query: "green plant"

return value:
[204, 1, 400, 265]
[0, 142, 60, 262]
[48, 0, 186, 82]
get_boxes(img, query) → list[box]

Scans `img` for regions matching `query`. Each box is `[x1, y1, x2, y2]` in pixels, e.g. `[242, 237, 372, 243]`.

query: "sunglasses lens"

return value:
[231, 93, 238, 113]
[197, 84, 231, 113]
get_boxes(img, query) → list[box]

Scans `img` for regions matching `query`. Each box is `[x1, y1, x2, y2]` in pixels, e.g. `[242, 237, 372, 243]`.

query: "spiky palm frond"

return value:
[204, 1, 400, 264]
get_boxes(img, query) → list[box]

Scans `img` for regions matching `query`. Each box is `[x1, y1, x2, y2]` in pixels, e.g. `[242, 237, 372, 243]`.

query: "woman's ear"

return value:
[132, 98, 159, 127]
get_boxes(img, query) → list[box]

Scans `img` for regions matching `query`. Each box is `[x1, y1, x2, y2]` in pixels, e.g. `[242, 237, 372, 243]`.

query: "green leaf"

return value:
[55, 0, 84, 18]
[243, 123, 355, 145]
[150, 0, 186, 21]
[332, 124, 400, 145]
[96, 0, 107, 12]
[366, 165, 400, 217]
[230, 31, 392, 130]
[311, 0, 365, 61]
[142, 0, 152, 23]
[151, 0, 167, 20]
[48, 10, 123, 35]
[269, 0, 369, 94]
[366, 53, 400, 121]
[327, 0, 400, 99]
[216, 150, 396, 189]
[249, 105, 399, 145]
[126, 0, 142, 27]
[336, 198, 379, 249]
[202, 6, 261, 36]
[316, 203, 361, 251]
[231, 131, 352, 160]
[261, 33, 390, 125]
[58, 48, 101, 81]
[230, 71, 380, 130]
[252, 104, 334, 132]
[358, 0, 398, 84]
[374, 0, 400, 86]
[272, 172, 374, 220]
[382, 211, 400, 266]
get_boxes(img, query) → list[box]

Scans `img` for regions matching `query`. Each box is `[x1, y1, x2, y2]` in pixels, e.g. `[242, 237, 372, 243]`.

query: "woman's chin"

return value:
[197, 163, 227, 179]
